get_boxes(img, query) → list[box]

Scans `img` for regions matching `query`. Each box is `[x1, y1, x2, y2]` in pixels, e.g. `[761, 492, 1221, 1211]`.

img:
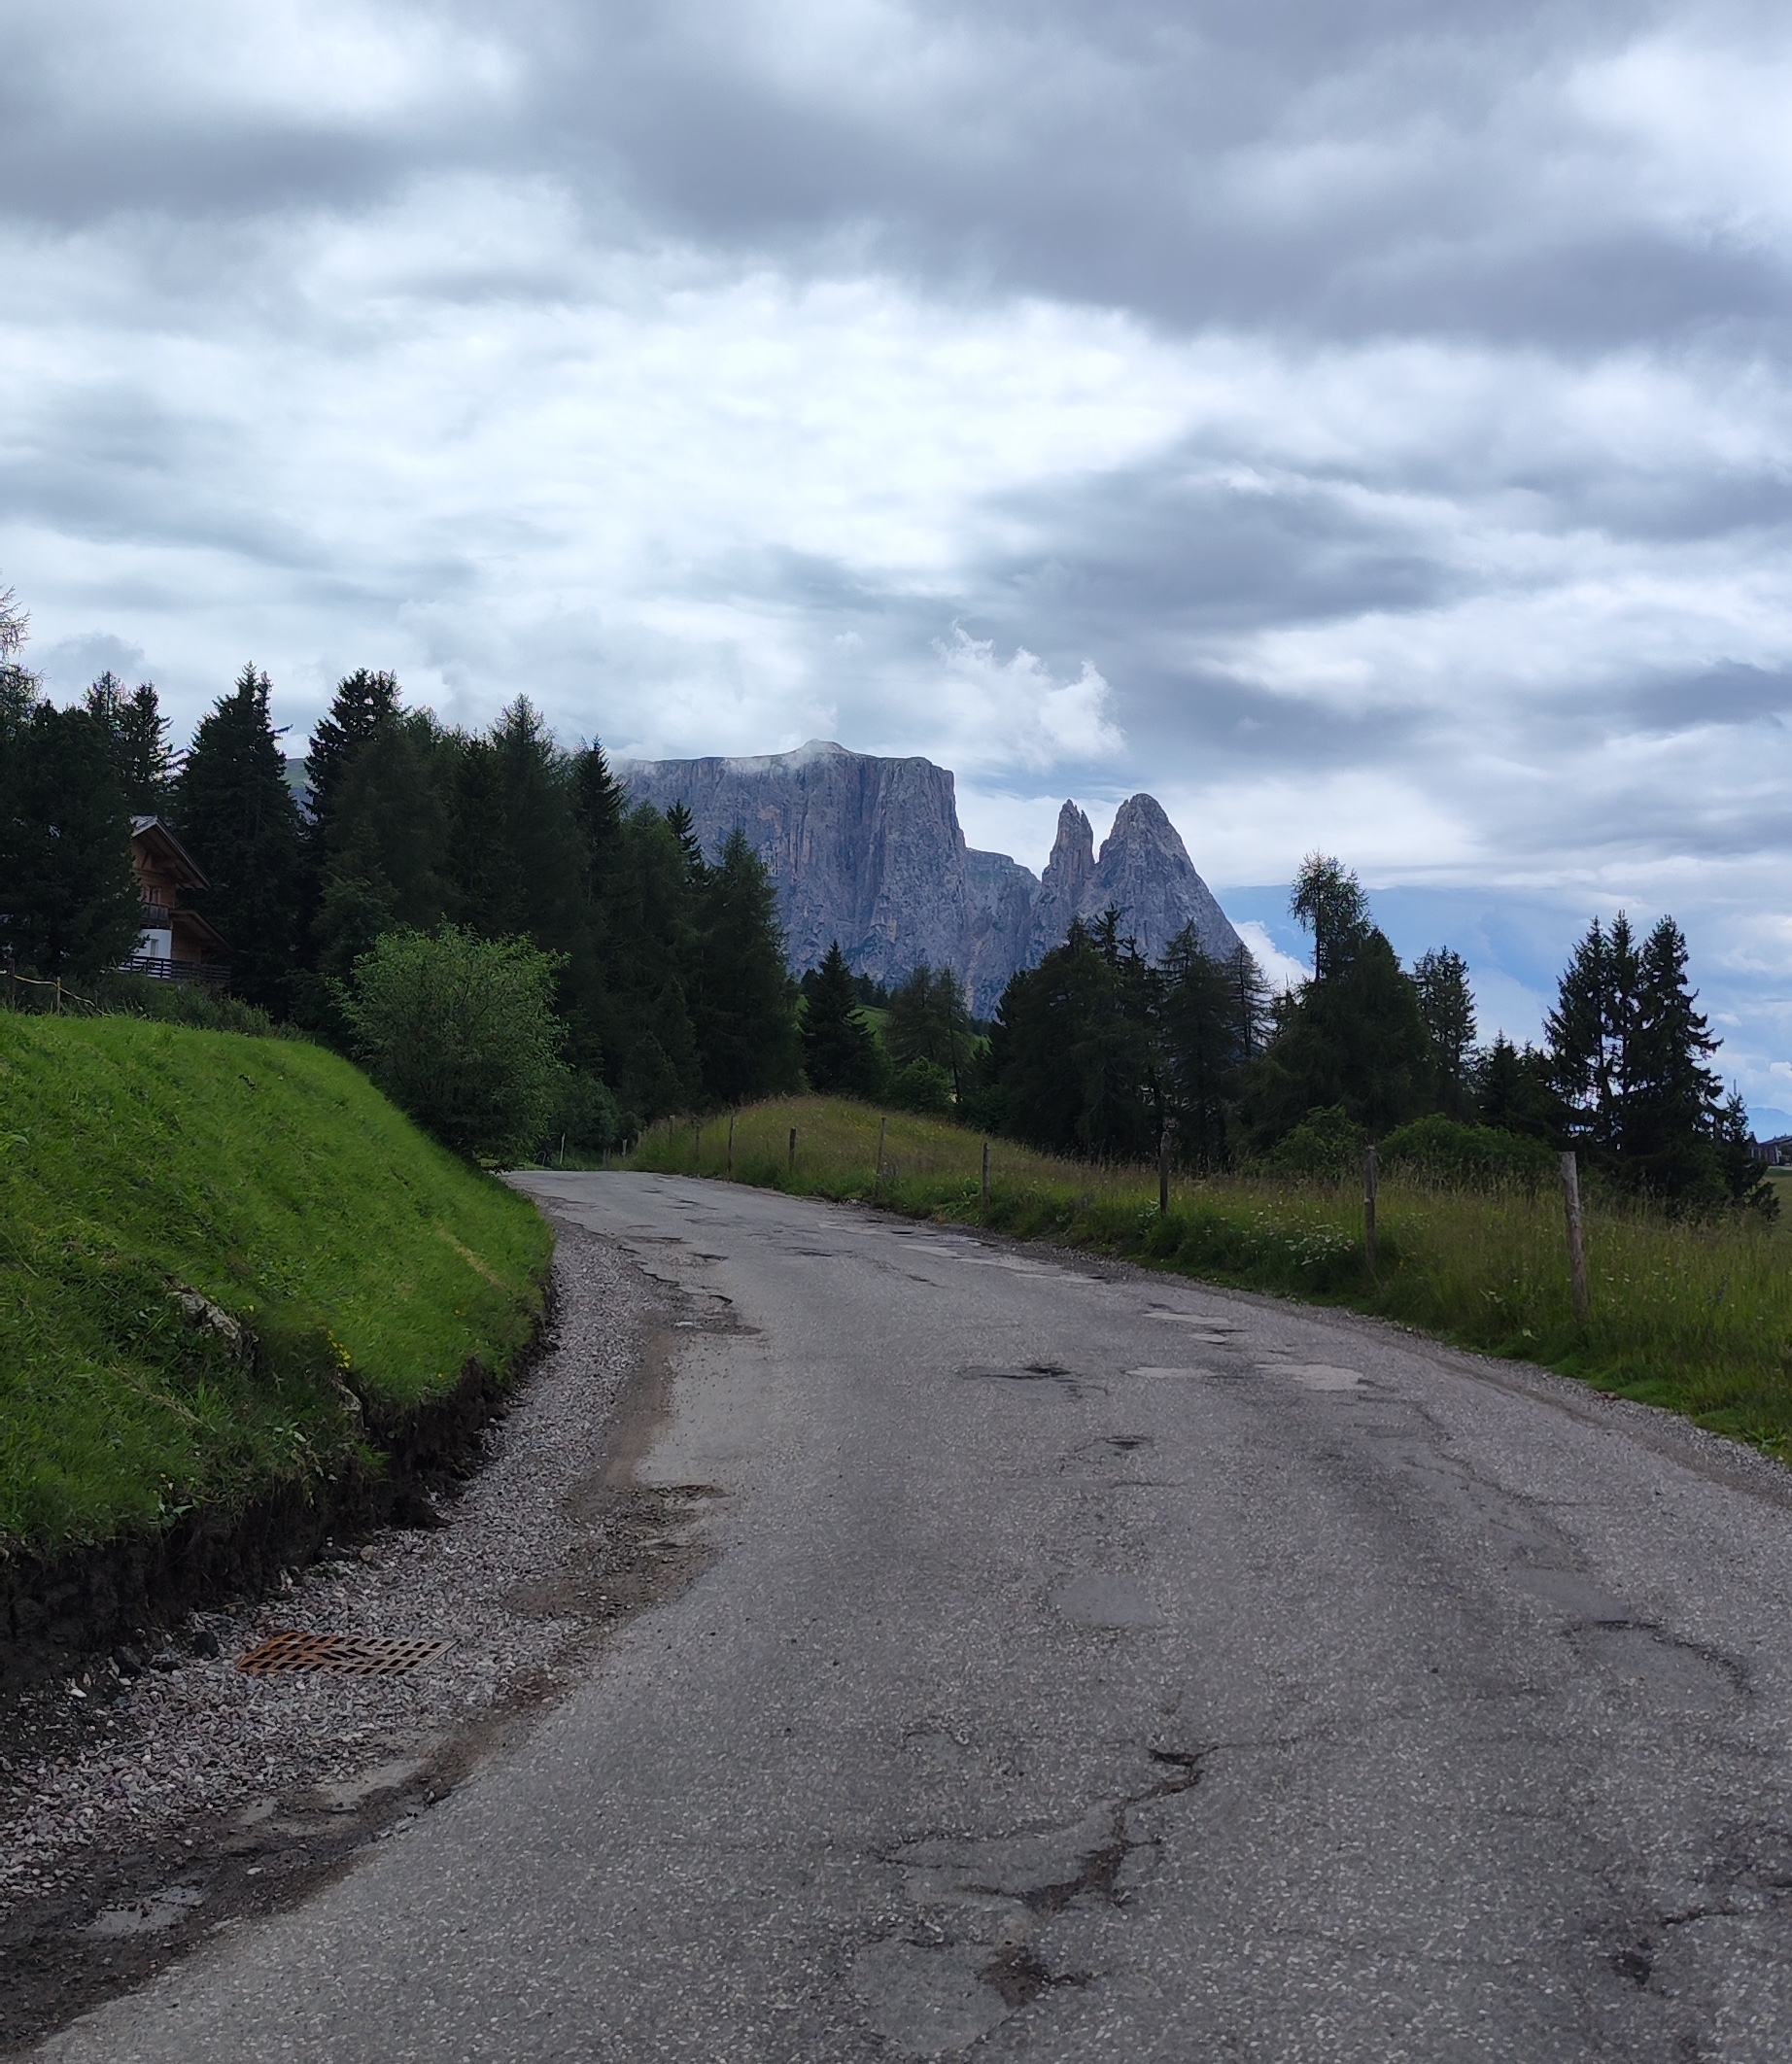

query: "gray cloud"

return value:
[5, 0, 1792, 1112]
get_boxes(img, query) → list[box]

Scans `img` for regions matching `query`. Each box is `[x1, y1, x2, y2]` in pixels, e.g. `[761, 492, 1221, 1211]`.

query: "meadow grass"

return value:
[631, 1095, 1792, 1457]
[0, 1013, 552, 1554]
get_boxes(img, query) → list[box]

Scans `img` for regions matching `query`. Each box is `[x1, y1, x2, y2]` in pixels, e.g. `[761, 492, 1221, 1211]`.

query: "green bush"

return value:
[336, 926, 568, 1162]
[1379, 1113, 1558, 1188]
[86, 971, 289, 1037]
[1267, 1103, 1366, 1179]
[886, 1056, 954, 1116]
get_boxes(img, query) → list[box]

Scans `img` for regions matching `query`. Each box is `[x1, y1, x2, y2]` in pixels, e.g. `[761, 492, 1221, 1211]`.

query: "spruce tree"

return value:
[1413, 947, 1476, 1115]
[692, 828, 802, 1105]
[0, 702, 143, 980]
[311, 712, 453, 983]
[176, 665, 303, 1012]
[1473, 1034, 1560, 1139]
[85, 672, 177, 815]
[490, 699, 587, 961]
[593, 805, 704, 1130]
[802, 941, 885, 1098]
[305, 669, 399, 838]
[1546, 913, 1640, 1159]
[1159, 926, 1250, 1166]
[1545, 909, 1736, 1199]
[1624, 916, 1722, 1193]
[445, 735, 526, 939]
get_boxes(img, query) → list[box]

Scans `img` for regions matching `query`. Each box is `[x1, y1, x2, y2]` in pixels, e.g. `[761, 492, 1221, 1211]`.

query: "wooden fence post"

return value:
[1159, 1127, 1172, 1217]
[694, 1121, 703, 1171]
[788, 1125, 798, 1175]
[876, 1116, 888, 1191]
[982, 1139, 990, 1207]
[727, 1110, 736, 1179]
[1363, 1144, 1379, 1274]
[1561, 1152, 1591, 1323]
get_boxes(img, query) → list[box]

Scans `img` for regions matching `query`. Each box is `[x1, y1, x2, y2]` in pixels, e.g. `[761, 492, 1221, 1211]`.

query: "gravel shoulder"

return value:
[0, 1211, 699, 2056]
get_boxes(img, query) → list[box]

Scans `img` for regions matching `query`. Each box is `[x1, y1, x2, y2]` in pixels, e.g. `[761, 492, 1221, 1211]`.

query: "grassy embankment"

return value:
[631, 1095, 1792, 1456]
[1, 1014, 551, 1558]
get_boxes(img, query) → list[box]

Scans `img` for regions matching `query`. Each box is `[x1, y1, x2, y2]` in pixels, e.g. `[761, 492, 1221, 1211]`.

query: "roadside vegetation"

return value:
[0, 1014, 550, 1556]
[631, 1095, 1792, 1457]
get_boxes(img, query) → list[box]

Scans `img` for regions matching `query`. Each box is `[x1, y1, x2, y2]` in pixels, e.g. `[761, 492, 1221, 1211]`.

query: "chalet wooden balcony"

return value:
[123, 953, 230, 987]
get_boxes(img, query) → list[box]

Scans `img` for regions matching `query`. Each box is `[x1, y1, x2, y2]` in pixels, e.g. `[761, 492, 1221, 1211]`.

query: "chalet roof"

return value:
[129, 815, 211, 892]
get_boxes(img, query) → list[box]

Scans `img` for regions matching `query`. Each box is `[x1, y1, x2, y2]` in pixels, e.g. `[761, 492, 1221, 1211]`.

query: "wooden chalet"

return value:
[125, 816, 230, 985]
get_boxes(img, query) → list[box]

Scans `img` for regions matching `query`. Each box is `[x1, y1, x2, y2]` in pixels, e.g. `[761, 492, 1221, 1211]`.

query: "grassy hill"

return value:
[0, 1014, 550, 1558]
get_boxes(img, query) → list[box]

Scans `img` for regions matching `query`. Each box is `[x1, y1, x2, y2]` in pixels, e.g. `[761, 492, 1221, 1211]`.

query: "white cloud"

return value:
[929, 628, 1124, 775]
[1235, 920, 1308, 994]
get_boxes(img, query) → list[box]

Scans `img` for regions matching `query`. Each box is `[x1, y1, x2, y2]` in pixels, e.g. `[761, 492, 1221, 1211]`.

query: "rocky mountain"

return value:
[614, 741, 1247, 1015]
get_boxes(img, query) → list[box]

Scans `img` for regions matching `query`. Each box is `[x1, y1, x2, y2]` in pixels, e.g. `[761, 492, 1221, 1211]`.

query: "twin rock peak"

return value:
[614, 740, 1245, 1017]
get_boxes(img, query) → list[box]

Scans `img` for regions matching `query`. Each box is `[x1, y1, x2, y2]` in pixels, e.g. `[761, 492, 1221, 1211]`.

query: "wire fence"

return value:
[1, 966, 102, 1015]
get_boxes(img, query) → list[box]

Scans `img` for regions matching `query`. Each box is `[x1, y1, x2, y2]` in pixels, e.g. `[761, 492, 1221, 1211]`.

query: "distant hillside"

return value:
[615, 740, 1245, 1015]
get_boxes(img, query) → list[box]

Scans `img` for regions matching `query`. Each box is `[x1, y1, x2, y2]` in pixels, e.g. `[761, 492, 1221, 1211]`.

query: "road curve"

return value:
[37, 1173, 1792, 2061]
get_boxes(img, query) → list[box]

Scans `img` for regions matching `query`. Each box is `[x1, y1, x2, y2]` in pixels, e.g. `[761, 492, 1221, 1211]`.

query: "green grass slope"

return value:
[0, 1015, 551, 1556]
[634, 1095, 1792, 1457]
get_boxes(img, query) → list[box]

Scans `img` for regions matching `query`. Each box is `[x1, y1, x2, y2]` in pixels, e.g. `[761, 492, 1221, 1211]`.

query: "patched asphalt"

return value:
[36, 1173, 1792, 2062]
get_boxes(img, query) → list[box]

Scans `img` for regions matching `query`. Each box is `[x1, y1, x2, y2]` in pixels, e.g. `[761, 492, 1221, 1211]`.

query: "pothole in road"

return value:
[1264, 1362, 1364, 1392]
[961, 1363, 1105, 1399]
[858, 1752, 1203, 2050]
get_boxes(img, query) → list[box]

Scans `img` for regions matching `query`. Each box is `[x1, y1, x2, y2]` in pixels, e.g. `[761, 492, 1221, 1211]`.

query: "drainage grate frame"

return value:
[236, 1630, 453, 1678]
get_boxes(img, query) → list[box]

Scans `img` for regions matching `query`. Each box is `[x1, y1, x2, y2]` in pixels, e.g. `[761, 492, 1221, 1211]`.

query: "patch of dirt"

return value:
[0, 1212, 717, 2056]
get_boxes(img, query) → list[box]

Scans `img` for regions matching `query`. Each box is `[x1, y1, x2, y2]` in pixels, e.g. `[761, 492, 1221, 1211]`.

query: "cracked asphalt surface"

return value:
[35, 1173, 1792, 2060]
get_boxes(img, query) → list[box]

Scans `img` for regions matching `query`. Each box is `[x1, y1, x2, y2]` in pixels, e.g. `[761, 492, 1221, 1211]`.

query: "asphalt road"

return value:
[39, 1174, 1792, 2061]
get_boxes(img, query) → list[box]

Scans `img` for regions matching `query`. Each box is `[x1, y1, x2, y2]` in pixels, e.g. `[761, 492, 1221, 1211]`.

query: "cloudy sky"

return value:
[6, 1, 1792, 1118]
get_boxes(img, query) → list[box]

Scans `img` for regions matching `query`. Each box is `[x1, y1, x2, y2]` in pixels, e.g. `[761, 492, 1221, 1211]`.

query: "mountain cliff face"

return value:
[1083, 793, 1242, 965]
[614, 741, 1246, 1015]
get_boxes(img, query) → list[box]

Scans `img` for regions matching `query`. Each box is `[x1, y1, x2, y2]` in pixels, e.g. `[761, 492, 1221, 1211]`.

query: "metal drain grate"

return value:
[236, 1630, 452, 1677]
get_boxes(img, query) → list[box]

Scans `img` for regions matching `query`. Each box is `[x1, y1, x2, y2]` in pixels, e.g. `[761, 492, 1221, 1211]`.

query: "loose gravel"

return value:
[0, 1215, 681, 2046]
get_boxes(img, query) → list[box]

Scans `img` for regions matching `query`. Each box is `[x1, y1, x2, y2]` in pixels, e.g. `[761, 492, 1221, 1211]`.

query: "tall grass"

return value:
[630, 1096, 1792, 1456]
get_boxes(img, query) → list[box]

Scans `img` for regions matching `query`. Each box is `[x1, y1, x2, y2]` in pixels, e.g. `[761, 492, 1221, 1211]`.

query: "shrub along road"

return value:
[40, 1174, 1792, 2061]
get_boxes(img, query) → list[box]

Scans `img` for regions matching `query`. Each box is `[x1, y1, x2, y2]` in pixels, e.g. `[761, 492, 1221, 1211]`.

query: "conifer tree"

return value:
[1473, 1033, 1560, 1139]
[85, 672, 177, 815]
[1159, 927, 1252, 1166]
[977, 918, 1159, 1159]
[311, 712, 453, 982]
[592, 805, 704, 1130]
[1239, 858, 1431, 1145]
[1413, 946, 1476, 1115]
[176, 665, 303, 1012]
[801, 941, 885, 1098]
[692, 828, 802, 1105]
[887, 963, 973, 1097]
[305, 669, 399, 839]
[445, 735, 525, 939]
[1545, 910, 1737, 1199]
[0, 701, 143, 979]
[489, 699, 588, 963]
